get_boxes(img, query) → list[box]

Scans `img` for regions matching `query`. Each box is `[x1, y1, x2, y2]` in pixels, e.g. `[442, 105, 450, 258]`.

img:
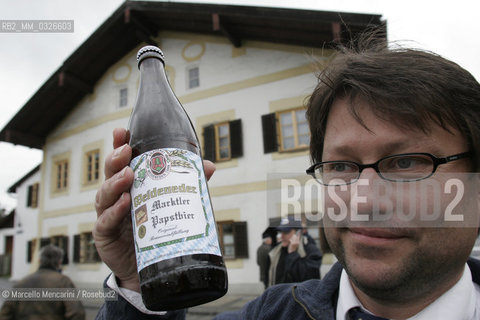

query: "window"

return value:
[53, 159, 69, 193]
[119, 88, 128, 107]
[262, 107, 310, 153]
[203, 119, 243, 163]
[216, 123, 230, 161]
[27, 183, 39, 208]
[187, 66, 199, 89]
[39, 236, 69, 265]
[84, 149, 100, 185]
[82, 142, 103, 189]
[73, 232, 100, 264]
[216, 221, 248, 260]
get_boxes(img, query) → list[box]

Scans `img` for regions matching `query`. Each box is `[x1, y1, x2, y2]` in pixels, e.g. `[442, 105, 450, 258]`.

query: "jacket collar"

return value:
[291, 258, 480, 320]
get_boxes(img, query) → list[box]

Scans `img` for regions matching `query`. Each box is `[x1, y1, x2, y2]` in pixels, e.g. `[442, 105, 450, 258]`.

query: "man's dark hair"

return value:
[39, 244, 64, 269]
[306, 34, 480, 171]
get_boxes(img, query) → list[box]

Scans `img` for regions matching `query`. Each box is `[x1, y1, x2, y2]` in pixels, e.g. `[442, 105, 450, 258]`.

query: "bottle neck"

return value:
[139, 57, 169, 92]
[130, 56, 200, 155]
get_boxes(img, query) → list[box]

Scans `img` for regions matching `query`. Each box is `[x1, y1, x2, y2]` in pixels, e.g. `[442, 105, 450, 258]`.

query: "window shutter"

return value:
[261, 113, 278, 153]
[27, 241, 32, 263]
[73, 235, 80, 263]
[62, 236, 69, 265]
[27, 185, 33, 207]
[233, 221, 248, 258]
[32, 184, 39, 208]
[203, 124, 216, 162]
[229, 119, 243, 159]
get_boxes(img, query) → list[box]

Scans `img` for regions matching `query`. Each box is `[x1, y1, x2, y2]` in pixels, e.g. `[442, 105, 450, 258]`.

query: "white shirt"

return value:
[336, 264, 480, 320]
[106, 273, 167, 315]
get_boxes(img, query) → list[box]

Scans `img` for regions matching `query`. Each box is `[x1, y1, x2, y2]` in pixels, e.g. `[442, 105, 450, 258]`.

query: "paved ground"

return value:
[0, 277, 258, 319]
[186, 293, 257, 320]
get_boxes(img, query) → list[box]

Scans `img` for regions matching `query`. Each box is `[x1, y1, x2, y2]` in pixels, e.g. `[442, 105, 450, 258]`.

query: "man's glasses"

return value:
[306, 151, 472, 186]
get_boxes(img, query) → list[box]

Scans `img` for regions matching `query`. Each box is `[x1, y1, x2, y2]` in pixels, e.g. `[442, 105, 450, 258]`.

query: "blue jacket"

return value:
[96, 258, 480, 320]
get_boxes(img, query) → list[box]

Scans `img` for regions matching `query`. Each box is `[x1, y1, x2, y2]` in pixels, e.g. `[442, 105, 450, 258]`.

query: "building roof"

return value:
[8, 164, 41, 193]
[0, 1, 384, 149]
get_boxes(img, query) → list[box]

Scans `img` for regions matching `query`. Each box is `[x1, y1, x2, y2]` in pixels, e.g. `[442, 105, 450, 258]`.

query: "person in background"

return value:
[265, 216, 322, 288]
[256, 232, 273, 289]
[0, 244, 85, 320]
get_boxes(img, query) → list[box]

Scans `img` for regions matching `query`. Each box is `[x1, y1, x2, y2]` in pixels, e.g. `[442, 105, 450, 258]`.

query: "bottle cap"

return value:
[136, 45, 165, 68]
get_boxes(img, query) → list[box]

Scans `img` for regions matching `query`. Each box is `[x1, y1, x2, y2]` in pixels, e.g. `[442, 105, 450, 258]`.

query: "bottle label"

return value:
[129, 148, 222, 272]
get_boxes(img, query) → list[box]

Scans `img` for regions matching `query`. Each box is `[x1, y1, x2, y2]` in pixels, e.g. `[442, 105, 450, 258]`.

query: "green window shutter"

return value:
[73, 235, 80, 263]
[233, 221, 248, 258]
[27, 240, 32, 263]
[229, 119, 243, 159]
[261, 113, 278, 153]
[203, 124, 216, 162]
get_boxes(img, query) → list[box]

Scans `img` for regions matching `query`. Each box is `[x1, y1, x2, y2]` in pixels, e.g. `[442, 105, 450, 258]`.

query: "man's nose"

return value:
[351, 168, 393, 218]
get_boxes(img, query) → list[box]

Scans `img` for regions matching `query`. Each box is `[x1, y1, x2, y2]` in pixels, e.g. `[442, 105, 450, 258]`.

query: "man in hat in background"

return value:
[265, 216, 322, 288]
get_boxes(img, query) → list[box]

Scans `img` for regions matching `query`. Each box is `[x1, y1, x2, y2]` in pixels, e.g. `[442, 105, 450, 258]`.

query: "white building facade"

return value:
[3, 2, 383, 292]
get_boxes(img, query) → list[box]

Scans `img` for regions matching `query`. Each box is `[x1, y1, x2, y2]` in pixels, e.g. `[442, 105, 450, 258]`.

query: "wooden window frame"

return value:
[276, 107, 309, 152]
[81, 141, 103, 190]
[84, 149, 100, 185]
[216, 220, 248, 260]
[73, 232, 100, 264]
[214, 122, 231, 162]
[203, 119, 243, 163]
[217, 220, 235, 260]
[53, 159, 69, 193]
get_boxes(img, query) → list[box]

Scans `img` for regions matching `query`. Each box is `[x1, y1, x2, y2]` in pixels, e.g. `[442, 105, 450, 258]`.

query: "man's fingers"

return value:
[204, 160, 216, 181]
[105, 144, 132, 179]
[113, 128, 129, 149]
[94, 192, 131, 237]
[95, 166, 134, 218]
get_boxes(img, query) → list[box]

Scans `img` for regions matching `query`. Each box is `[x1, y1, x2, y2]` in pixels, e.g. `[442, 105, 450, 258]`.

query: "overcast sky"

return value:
[1, 0, 479, 210]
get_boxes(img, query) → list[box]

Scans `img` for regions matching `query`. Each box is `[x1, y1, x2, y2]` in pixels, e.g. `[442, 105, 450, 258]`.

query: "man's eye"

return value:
[388, 156, 430, 170]
[323, 163, 352, 172]
[396, 158, 413, 169]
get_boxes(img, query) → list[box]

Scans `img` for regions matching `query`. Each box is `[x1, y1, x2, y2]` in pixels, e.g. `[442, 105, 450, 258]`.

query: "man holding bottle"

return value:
[93, 35, 480, 319]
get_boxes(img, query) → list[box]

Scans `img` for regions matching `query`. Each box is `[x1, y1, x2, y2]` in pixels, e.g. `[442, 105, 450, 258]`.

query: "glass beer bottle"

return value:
[128, 45, 228, 310]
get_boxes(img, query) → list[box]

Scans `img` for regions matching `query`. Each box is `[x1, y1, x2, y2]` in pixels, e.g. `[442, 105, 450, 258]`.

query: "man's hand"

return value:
[288, 232, 300, 254]
[93, 128, 215, 292]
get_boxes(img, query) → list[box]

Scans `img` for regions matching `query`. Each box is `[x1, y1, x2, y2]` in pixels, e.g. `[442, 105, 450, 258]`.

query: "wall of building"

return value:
[9, 170, 40, 280]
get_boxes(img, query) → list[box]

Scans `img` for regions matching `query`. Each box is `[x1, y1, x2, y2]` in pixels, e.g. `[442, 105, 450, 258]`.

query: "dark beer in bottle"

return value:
[128, 45, 228, 310]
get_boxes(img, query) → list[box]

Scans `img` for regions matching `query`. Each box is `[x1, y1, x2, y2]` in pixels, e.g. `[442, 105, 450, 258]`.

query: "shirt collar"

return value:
[336, 264, 477, 320]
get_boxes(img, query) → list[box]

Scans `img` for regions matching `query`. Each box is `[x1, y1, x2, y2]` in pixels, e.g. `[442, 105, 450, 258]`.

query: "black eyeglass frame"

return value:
[306, 151, 472, 185]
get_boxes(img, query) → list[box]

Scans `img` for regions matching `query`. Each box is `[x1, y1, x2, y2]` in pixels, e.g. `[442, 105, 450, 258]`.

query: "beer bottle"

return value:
[128, 45, 228, 310]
